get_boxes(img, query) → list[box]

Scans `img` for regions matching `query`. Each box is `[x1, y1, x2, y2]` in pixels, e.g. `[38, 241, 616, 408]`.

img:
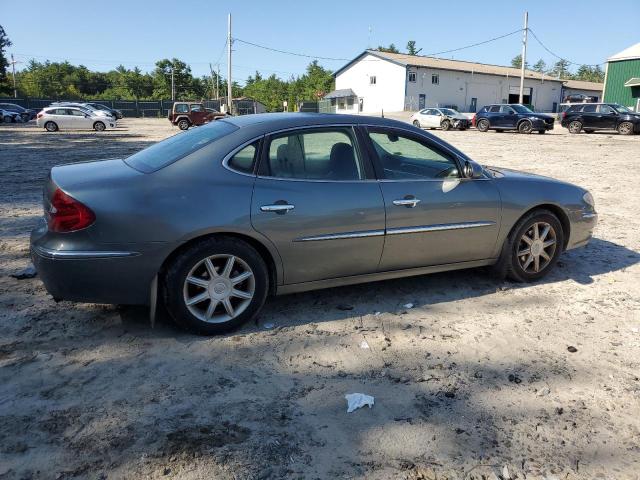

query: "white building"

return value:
[334, 50, 568, 114]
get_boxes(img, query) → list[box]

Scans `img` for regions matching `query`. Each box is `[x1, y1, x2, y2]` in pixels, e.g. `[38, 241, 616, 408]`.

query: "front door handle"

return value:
[393, 198, 421, 208]
[260, 204, 295, 213]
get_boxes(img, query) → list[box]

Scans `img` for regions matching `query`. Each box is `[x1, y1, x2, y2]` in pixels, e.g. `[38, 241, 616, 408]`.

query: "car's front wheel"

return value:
[494, 210, 564, 282]
[44, 121, 58, 132]
[518, 120, 533, 134]
[617, 121, 634, 135]
[163, 236, 269, 335]
[476, 119, 490, 132]
[93, 121, 106, 132]
[412, 120, 421, 128]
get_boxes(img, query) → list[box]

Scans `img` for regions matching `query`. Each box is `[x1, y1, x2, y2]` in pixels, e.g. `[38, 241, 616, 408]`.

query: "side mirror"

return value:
[464, 161, 484, 179]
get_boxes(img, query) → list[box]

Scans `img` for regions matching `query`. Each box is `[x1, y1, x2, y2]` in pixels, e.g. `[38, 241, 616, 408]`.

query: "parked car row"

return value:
[0, 102, 38, 122]
[36, 102, 122, 132]
[411, 103, 639, 136]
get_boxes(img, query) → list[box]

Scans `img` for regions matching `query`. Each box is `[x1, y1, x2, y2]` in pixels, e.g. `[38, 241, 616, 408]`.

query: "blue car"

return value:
[473, 104, 555, 134]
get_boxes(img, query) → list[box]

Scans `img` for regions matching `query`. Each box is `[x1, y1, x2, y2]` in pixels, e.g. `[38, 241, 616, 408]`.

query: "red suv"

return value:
[168, 102, 226, 130]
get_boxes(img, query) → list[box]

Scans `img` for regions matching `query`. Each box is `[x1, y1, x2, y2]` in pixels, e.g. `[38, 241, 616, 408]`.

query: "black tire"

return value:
[441, 119, 451, 131]
[3, 115, 11, 123]
[412, 120, 421, 128]
[537, 130, 546, 134]
[476, 118, 490, 132]
[518, 120, 533, 134]
[44, 121, 58, 132]
[178, 119, 190, 130]
[617, 121, 634, 135]
[93, 121, 106, 132]
[492, 209, 564, 283]
[568, 120, 582, 134]
[163, 236, 269, 335]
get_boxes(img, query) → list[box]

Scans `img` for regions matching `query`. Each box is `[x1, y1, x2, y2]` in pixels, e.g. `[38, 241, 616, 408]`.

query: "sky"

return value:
[2, 0, 639, 84]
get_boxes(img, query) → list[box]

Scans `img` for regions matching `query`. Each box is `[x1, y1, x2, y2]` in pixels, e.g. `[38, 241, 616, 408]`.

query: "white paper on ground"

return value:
[345, 393, 374, 413]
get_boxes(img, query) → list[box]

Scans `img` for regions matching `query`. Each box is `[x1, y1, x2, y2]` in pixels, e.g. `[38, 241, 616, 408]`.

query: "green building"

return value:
[603, 42, 640, 111]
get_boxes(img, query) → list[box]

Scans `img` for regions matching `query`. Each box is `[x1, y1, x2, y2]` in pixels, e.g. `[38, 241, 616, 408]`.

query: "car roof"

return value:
[222, 112, 410, 131]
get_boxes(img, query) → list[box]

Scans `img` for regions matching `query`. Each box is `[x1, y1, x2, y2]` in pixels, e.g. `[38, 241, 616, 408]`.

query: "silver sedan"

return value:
[31, 114, 597, 334]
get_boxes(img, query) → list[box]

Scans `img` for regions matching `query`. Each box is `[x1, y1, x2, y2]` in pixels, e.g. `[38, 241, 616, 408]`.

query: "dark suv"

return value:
[473, 104, 555, 134]
[560, 103, 639, 135]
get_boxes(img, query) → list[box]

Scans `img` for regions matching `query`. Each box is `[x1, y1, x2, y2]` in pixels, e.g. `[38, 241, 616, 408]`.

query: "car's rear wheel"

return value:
[3, 115, 12, 123]
[518, 120, 533, 134]
[568, 121, 582, 134]
[441, 119, 451, 131]
[163, 236, 269, 335]
[412, 120, 421, 128]
[178, 119, 190, 130]
[476, 119, 490, 132]
[93, 121, 106, 132]
[617, 121, 634, 135]
[493, 210, 564, 282]
[44, 121, 58, 132]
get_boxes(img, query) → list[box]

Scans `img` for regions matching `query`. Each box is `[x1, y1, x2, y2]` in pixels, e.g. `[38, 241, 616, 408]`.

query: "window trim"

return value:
[255, 125, 376, 183]
[370, 75, 377, 86]
[222, 135, 264, 177]
[361, 125, 479, 182]
[431, 74, 439, 85]
[408, 71, 417, 83]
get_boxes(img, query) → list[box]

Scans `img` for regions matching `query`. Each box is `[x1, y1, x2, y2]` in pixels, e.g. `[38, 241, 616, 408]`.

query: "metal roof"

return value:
[608, 43, 640, 62]
[324, 88, 357, 99]
[562, 79, 604, 91]
[624, 78, 640, 87]
[335, 50, 564, 83]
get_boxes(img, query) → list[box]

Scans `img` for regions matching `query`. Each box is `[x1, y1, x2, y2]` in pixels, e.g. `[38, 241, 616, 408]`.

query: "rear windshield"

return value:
[124, 120, 238, 173]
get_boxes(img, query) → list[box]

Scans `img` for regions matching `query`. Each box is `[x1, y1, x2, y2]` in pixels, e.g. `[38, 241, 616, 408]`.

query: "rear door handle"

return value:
[260, 204, 295, 213]
[392, 198, 421, 208]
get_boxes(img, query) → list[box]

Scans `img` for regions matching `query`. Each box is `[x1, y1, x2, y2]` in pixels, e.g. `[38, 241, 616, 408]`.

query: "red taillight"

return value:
[471, 114, 476, 126]
[562, 111, 567, 119]
[47, 188, 95, 232]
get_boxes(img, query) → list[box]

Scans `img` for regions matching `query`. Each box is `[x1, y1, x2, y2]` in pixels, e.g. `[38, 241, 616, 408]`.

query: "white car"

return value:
[410, 107, 471, 131]
[36, 107, 116, 132]
[50, 102, 115, 120]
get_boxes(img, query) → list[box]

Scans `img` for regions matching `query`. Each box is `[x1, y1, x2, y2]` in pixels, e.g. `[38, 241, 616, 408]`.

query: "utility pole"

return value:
[518, 11, 528, 104]
[10, 54, 20, 98]
[209, 63, 216, 99]
[170, 66, 175, 101]
[216, 64, 220, 100]
[227, 13, 232, 114]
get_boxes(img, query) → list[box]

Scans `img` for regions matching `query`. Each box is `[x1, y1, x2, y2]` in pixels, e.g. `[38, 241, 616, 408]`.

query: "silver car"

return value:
[30, 114, 597, 334]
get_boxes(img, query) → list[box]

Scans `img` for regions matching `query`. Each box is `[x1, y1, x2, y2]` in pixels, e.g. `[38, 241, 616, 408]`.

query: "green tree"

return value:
[573, 64, 604, 83]
[406, 40, 420, 56]
[377, 44, 399, 53]
[510, 54, 528, 69]
[0, 25, 13, 95]
[549, 59, 571, 79]
[532, 59, 547, 73]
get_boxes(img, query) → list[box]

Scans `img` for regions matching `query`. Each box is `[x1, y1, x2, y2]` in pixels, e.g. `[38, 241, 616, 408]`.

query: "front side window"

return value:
[69, 109, 86, 116]
[265, 128, 363, 181]
[598, 104, 615, 114]
[370, 76, 377, 85]
[368, 130, 460, 180]
[125, 120, 238, 173]
[500, 105, 515, 114]
[432, 74, 439, 85]
[190, 104, 203, 112]
[228, 141, 259, 174]
[408, 71, 416, 82]
[511, 104, 533, 113]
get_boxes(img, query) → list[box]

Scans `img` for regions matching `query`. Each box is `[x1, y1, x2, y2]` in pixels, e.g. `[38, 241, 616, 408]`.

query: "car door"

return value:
[363, 126, 500, 271]
[190, 104, 207, 125]
[597, 104, 618, 129]
[68, 108, 89, 129]
[499, 105, 518, 128]
[251, 126, 386, 285]
[579, 104, 598, 128]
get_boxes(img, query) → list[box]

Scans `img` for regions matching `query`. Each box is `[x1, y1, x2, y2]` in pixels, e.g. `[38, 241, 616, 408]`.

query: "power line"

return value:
[234, 38, 351, 61]
[423, 29, 523, 57]
[527, 29, 605, 67]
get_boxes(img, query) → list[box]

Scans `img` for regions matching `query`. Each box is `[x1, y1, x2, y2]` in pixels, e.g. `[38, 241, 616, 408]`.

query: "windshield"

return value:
[613, 104, 632, 113]
[511, 105, 533, 113]
[124, 120, 238, 173]
[440, 108, 459, 116]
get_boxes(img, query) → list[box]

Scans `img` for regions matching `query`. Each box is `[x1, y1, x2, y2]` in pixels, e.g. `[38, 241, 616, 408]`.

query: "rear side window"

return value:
[125, 121, 238, 173]
[227, 141, 259, 174]
[582, 104, 597, 113]
[175, 104, 189, 113]
[264, 128, 363, 181]
[488, 106, 500, 113]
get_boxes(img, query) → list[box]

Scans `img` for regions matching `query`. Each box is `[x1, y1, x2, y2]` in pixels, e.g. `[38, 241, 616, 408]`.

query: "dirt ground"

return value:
[1, 117, 639, 480]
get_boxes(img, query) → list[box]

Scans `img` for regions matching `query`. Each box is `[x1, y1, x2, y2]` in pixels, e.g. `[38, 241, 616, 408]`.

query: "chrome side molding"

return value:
[387, 221, 496, 235]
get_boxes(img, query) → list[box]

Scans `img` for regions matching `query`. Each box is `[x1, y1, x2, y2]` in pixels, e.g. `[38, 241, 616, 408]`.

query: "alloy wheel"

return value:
[568, 121, 582, 134]
[183, 254, 255, 324]
[618, 122, 633, 135]
[517, 222, 557, 274]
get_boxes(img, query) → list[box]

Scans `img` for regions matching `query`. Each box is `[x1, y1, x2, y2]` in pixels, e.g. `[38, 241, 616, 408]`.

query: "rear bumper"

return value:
[30, 223, 165, 305]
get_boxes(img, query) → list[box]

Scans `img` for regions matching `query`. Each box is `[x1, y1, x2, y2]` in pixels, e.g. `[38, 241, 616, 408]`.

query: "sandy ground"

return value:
[0, 117, 639, 480]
